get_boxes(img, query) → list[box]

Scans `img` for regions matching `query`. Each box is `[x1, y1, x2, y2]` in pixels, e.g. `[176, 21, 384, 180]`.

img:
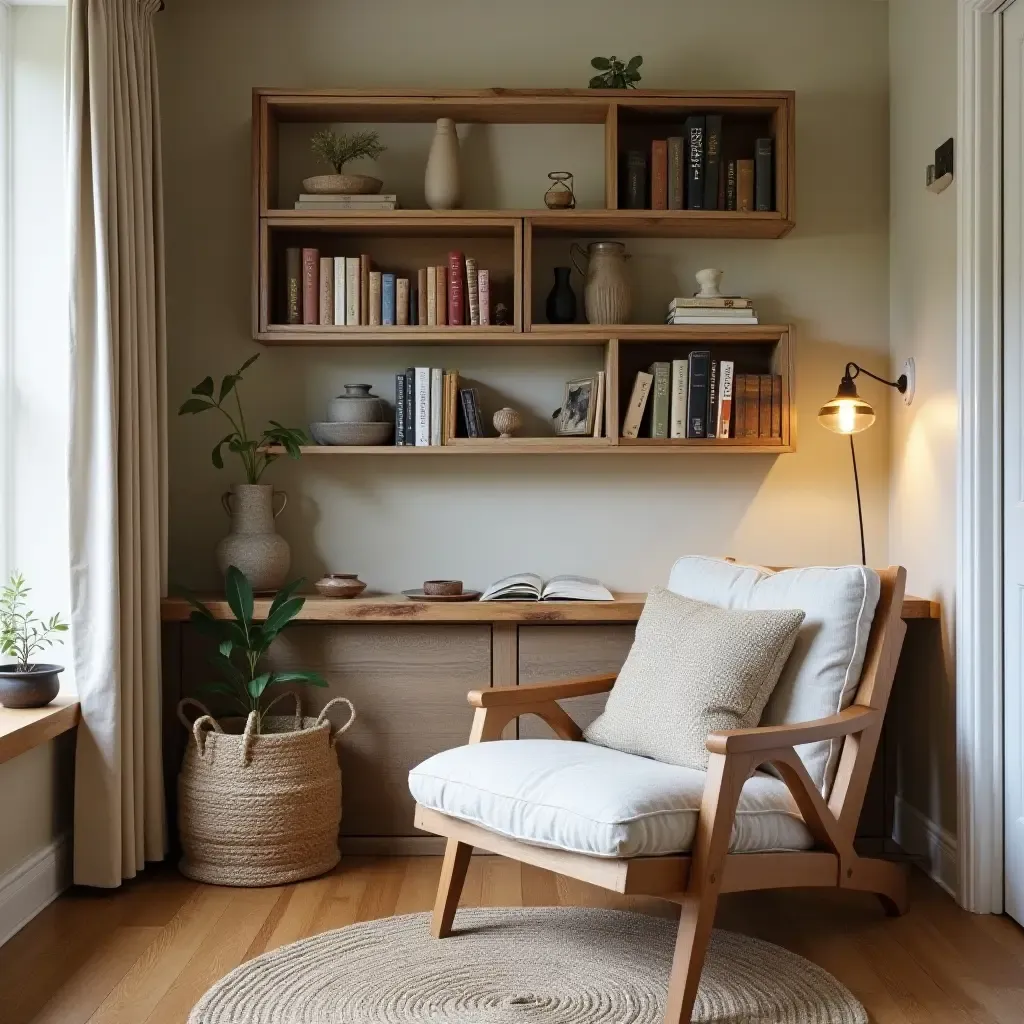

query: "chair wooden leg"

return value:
[431, 839, 473, 938]
[845, 855, 910, 917]
[663, 888, 721, 1024]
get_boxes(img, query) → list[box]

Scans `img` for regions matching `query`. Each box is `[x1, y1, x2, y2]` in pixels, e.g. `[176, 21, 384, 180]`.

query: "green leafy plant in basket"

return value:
[178, 353, 308, 485]
[588, 55, 643, 89]
[184, 566, 326, 732]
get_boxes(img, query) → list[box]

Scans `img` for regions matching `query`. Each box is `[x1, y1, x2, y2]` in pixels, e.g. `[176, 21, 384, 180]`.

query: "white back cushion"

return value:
[666, 556, 880, 796]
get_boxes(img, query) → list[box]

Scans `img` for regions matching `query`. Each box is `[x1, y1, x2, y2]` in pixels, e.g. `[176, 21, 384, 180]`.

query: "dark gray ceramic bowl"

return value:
[0, 663, 63, 708]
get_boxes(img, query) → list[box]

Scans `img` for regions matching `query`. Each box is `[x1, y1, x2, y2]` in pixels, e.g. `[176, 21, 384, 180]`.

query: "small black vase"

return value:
[545, 266, 577, 324]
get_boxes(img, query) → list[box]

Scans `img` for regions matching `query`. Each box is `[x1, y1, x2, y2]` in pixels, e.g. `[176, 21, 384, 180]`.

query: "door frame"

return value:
[958, 0, 1008, 914]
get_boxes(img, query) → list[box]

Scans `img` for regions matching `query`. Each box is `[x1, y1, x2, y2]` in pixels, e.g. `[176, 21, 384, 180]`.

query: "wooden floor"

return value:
[1, 857, 1022, 1023]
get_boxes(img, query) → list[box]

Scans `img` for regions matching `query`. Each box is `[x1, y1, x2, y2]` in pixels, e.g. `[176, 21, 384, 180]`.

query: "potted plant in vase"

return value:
[177, 566, 356, 886]
[304, 128, 386, 195]
[178, 353, 308, 593]
[0, 571, 69, 708]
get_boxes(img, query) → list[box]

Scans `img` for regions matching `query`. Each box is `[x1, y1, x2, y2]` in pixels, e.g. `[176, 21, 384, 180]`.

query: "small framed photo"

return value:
[556, 376, 597, 436]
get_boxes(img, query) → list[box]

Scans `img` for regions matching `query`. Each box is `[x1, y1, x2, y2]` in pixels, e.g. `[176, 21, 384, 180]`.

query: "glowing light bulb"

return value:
[837, 400, 857, 434]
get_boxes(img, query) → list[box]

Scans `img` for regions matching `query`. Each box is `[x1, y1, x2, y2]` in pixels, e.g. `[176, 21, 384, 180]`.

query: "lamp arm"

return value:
[846, 362, 908, 394]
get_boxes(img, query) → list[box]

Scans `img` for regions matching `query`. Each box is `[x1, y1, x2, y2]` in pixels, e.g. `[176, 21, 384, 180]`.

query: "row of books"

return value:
[620, 118, 773, 212]
[394, 368, 484, 446]
[666, 295, 759, 326]
[284, 249, 493, 327]
[622, 356, 782, 440]
[294, 193, 398, 211]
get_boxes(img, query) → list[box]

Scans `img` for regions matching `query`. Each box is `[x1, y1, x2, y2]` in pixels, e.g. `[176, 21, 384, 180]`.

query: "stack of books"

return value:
[294, 193, 398, 211]
[284, 248, 493, 327]
[665, 295, 758, 326]
[622, 356, 782, 442]
[394, 368, 487, 447]
[620, 118, 774, 212]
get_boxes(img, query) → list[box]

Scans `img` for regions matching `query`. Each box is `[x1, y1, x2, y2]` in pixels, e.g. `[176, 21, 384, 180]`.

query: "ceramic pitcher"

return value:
[215, 484, 290, 593]
[570, 241, 632, 324]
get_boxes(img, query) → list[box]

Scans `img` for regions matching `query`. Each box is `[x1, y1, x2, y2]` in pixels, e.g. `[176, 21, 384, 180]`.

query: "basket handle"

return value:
[177, 698, 222, 758]
[316, 697, 356, 747]
[261, 690, 302, 729]
[240, 711, 260, 767]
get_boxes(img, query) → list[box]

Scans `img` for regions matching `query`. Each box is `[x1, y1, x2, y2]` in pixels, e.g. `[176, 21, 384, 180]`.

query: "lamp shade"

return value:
[817, 377, 876, 434]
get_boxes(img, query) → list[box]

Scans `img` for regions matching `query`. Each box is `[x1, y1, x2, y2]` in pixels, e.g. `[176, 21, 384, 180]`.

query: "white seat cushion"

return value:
[409, 739, 813, 859]
[666, 557, 880, 796]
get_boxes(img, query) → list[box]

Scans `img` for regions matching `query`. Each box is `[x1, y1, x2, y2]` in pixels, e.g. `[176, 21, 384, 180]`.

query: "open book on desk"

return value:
[480, 574, 614, 602]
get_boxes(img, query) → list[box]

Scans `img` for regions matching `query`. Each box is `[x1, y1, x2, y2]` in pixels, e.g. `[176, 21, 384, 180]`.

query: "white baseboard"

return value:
[0, 835, 72, 947]
[894, 796, 957, 898]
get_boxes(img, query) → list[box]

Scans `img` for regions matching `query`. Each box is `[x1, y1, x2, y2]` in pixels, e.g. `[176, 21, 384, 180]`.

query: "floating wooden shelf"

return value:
[269, 440, 792, 456]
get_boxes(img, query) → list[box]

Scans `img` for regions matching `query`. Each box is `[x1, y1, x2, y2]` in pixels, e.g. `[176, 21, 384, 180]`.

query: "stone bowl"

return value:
[423, 580, 463, 596]
[0, 663, 63, 708]
[310, 421, 393, 446]
[302, 174, 383, 196]
[314, 574, 367, 599]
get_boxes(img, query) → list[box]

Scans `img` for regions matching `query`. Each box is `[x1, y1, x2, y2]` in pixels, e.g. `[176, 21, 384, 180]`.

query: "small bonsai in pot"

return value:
[0, 572, 69, 708]
[305, 128, 386, 195]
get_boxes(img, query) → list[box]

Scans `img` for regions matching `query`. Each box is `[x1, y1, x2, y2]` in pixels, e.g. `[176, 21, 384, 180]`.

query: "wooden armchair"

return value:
[413, 566, 909, 1024]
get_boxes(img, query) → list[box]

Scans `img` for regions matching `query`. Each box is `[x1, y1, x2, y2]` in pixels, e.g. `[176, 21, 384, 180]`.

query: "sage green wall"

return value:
[157, 0, 892, 594]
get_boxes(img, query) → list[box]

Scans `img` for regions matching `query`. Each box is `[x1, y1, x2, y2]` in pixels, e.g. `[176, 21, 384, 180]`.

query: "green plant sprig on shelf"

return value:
[310, 128, 386, 174]
[0, 571, 68, 671]
[178, 353, 307, 485]
[184, 566, 327, 732]
[588, 55, 643, 89]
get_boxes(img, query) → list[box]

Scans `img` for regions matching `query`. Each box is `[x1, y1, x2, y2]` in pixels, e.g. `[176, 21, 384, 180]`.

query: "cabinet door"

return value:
[182, 623, 489, 836]
[517, 624, 634, 738]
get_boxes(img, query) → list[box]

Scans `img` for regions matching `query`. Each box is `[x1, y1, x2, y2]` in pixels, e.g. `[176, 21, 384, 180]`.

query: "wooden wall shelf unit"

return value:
[252, 87, 796, 454]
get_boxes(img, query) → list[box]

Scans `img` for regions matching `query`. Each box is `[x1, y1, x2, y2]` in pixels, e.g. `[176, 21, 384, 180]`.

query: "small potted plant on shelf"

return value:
[178, 353, 308, 593]
[176, 566, 356, 886]
[588, 55, 643, 89]
[0, 571, 68, 708]
[304, 128, 386, 195]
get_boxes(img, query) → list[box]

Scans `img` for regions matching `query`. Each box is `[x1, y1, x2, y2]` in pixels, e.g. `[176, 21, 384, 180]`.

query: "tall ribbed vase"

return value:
[215, 484, 291, 593]
[424, 118, 461, 210]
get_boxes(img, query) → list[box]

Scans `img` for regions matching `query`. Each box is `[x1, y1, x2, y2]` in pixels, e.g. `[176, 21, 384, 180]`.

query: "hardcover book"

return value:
[726, 160, 737, 211]
[667, 136, 684, 210]
[622, 150, 647, 210]
[686, 350, 711, 437]
[430, 368, 443, 446]
[621, 371, 654, 439]
[382, 273, 396, 325]
[395, 374, 407, 446]
[669, 296, 753, 309]
[285, 247, 301, 325]
[649, 361, 671, 439]
[592, 370, 606, 438]
[448, 251, 465, 326]
[345, 257, 360, 325]
[737, 159, 755, 212]
[404, 369, 415, 443]
[758, 375, 773, 437]
[437, 264, 449, 325]
[466, 256, 480, 325]
[481, 574, 614, 602]
[302, 248, 318, 325]
[459, 388, 479, 438]
[426, 266, 437, 326]
[418, 268, 428, 325]
[318, 257, 334, 326]
[333, 257, 346, 326]
[670, 359, 689, 438]
[755, 137, 774, 211]
[651, 140, 668, 210]
[478, 269, 490, 325]
[703, 115, 722, 210]
[368, 271, 382, 326]
[771, 374, 783, 438]
[414, 367, 431, 446]
[741, 375, 761, 437]
[717, 360, 735, 439]
[396, 277, 409, 325]
[706, 359, 719, 440]
[359, 254, 370, 326]
[684, 115, 706, 210]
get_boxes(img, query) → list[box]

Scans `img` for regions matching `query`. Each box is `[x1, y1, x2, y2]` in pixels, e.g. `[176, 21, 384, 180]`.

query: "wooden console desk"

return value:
[160, 592, 939, 853]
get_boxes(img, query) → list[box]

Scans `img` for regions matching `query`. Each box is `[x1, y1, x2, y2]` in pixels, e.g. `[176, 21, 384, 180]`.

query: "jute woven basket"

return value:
[177, 694, 355, 887]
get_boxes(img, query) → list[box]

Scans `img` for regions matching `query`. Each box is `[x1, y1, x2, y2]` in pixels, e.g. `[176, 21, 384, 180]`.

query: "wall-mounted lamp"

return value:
[818, 359, 916, 564]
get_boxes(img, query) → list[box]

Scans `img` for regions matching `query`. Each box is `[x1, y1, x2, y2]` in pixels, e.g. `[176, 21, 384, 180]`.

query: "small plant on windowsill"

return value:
[0, 571, 69, 708]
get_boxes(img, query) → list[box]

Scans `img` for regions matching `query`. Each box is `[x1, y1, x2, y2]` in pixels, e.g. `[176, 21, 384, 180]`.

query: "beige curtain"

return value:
[67, 0, 168, 887]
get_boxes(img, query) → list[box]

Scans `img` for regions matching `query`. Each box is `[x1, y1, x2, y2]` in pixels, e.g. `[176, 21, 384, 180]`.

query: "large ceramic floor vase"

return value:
[216, 484, 290, 593]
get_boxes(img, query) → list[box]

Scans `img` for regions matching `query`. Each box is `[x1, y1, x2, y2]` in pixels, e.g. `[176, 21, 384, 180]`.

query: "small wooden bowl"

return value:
[422, 580, 463, 596]
[315, 574, 367, 599]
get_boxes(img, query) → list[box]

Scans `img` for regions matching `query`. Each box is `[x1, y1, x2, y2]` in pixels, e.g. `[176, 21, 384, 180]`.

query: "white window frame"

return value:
[0, 0, 11, 584]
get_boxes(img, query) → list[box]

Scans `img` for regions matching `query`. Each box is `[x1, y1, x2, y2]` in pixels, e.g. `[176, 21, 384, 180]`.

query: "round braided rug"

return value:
[188, 908, 867, 1024]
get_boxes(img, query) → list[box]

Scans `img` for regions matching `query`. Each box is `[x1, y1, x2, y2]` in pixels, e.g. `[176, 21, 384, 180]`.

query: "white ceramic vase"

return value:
[215, 484, 291, 593]
[424, 118, 461, 210]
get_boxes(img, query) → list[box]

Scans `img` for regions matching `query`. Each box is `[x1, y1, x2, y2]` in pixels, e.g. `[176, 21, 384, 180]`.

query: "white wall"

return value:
[888, 0, 958, 867]
[157, 0, 893, 594]
[0, 3, 72, 899]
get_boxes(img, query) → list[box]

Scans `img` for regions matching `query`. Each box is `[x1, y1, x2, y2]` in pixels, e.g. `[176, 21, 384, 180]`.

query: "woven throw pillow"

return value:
[583, 588, 805, 771]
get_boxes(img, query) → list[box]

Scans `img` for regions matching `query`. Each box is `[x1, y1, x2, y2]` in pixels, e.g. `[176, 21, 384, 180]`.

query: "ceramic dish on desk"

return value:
[402, 589, 482, 603]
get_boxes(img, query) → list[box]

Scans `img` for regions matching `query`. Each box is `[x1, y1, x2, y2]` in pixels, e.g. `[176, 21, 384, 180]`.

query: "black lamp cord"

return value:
[849, 434, 867, 566]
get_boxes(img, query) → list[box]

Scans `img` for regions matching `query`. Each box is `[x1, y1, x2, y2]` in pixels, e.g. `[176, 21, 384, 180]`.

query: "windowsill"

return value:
[0, 696, 80, 766]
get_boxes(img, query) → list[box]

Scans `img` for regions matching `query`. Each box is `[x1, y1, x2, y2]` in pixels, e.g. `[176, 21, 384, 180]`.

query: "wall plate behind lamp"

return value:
[927, 138, 954, 194]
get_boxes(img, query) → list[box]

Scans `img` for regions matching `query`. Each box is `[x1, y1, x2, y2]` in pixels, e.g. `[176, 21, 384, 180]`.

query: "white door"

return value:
[1004, 0, 1024, 924]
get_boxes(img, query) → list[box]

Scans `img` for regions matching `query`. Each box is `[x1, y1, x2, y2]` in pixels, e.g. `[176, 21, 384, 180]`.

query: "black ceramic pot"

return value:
[545, 266, 577, 324]
[0, 663, 63, 708]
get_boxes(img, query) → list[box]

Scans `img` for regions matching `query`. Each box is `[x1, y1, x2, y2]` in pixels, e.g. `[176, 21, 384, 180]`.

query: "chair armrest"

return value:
[468, 673, 617, 708]
[705, 706, 881, 755]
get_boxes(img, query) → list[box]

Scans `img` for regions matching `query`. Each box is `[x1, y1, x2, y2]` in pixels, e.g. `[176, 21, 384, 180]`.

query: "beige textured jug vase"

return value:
[424, 118, 461, 210]
[215, 484, 290, 593]
[570, 241, 632, 324]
